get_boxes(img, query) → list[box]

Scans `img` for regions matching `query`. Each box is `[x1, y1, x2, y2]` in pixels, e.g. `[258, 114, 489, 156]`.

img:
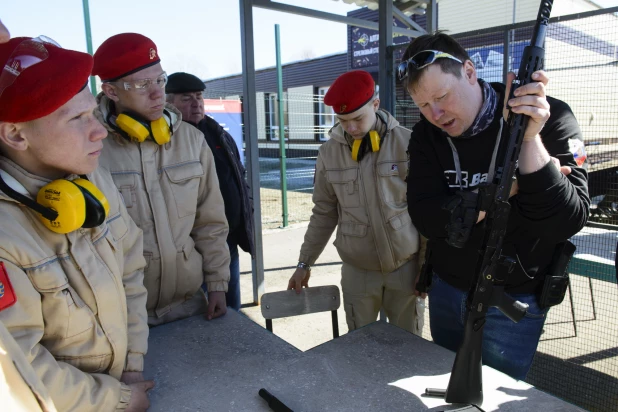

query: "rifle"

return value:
[432, 0, 554, 406]
[259, 388, 294, 412]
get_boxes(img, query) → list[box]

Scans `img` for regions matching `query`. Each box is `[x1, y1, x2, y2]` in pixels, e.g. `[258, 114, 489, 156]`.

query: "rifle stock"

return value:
[443, 1, 553, 405]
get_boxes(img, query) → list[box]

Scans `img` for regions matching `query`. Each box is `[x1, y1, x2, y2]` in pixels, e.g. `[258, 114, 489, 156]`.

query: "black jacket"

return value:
[407, 83, 590, 294]
[191, 116, 255, 256]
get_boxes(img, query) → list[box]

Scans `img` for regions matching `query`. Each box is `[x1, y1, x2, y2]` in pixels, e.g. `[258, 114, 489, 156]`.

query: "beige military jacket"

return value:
[0, 321, 57, 412]
[0, 157, 148, 411]
[299, 110, 421, 274]
[95, 94, 230, 324]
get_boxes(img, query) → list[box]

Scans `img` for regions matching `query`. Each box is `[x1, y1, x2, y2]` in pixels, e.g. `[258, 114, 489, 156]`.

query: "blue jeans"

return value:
[201, 241, 241, 311]
[428, 274, 548, 381]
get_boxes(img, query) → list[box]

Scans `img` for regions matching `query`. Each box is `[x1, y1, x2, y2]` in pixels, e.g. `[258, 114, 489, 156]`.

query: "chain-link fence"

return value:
[207, 6, 617, 410]
[204, 88, 322, 229]
[393, 7, 618, 412]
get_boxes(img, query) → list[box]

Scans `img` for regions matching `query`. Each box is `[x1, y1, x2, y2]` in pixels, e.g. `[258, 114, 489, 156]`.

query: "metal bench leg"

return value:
[332, 310, 339, 338]
[266, 318, 273, 333]
[568, 280, 577, 337]
[588, 277, 597, 320]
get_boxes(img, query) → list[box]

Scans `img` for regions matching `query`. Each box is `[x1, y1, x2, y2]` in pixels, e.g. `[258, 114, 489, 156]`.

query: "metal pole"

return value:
[81, 0, 97, 96]
[378, 0, 394, 115]
[378, 0, 394, 322]
[503, 29, 510, 84]
[504, 0, 516, 83]
[275, 24, 288, 227]
[240, 0, 265, 304]
[427, 0, 438, 33]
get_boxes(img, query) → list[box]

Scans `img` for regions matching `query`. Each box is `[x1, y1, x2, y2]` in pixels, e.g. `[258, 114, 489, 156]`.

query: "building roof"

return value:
[334, 0, 427, 15]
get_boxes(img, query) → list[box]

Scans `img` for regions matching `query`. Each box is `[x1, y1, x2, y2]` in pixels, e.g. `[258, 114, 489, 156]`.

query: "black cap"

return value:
[166, 72, 206, 94]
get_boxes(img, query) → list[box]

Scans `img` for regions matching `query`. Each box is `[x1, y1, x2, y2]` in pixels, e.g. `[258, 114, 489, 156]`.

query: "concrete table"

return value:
[144, 310, 583, 411]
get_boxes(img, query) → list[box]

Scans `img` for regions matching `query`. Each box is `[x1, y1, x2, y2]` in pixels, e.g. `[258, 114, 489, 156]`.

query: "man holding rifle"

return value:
[402, 32, 589, 380]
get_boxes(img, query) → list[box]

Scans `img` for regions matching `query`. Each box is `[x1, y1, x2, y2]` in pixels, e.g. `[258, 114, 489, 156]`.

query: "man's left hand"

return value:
[121, 372, 146, 385]
[207, 291, 227, 320]
[503, 70, 550, 141]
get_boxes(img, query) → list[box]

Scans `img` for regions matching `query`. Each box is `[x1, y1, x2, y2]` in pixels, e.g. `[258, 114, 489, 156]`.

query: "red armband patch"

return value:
[0, 262, 16, 311]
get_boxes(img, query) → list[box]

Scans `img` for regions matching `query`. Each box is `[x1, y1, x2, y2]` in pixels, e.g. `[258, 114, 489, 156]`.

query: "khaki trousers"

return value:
[341, 257, 425, 335]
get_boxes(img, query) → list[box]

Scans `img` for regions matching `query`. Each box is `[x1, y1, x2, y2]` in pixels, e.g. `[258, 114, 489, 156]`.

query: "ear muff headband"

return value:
[0, 170, 109, 234]
[351, 139, 362, 161]
[369, 130, 380, 152]
[0, 170, 57, 221]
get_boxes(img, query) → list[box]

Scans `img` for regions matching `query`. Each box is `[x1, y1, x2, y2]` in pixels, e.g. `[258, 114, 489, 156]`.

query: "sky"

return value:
[3, 0, 618, 81]
[2, 0, 358, 80]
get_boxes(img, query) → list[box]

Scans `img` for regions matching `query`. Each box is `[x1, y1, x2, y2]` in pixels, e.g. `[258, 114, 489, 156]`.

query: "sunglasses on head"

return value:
[397, 50, 463, 82]
[0, 36, 60, 99]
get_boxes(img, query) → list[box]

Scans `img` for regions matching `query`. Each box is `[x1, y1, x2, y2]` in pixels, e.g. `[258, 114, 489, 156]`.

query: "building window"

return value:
[265, 93, 288, 141]
[317, 86, 334, 141]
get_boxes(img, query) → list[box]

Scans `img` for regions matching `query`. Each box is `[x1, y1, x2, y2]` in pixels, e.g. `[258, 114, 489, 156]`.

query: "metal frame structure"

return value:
[239, 0, 430, 304]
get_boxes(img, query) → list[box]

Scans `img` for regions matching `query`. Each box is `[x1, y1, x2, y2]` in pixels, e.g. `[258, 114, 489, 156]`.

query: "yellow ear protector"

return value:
[0, 170, 109, 234]
[350, 110, 387, 162]
[351, 130, 381, 161]
[113, 109, 172, 145]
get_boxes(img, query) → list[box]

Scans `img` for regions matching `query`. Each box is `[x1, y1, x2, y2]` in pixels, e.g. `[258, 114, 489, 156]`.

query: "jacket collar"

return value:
[0, 156, 79, 204]
[94, 93, 183, 143]
[329, 109, 399, 146]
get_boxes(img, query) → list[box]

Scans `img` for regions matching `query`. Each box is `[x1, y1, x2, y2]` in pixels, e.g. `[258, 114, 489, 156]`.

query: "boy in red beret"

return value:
[0, 21, 58, 412]
[287, 70, 426, 335]
[0, 36, 152, 411]
[92, 33, 230, 326]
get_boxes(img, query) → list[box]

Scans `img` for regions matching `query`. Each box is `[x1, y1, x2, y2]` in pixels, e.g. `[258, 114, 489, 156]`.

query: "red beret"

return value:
[92, 33, 160, 82]
[324, 70, 375, 115]
[0, 37, 93, 123]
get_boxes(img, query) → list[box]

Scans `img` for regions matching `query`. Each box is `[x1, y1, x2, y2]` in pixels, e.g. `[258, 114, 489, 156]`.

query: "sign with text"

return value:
[351, 18, 413, 69]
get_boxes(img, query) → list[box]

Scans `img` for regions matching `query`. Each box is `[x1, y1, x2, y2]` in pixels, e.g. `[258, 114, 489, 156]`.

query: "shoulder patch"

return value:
[0, 262, 16, 311]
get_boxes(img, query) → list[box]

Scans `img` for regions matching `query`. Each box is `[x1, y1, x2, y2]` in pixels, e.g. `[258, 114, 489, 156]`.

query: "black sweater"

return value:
[407, 83, 590, 294]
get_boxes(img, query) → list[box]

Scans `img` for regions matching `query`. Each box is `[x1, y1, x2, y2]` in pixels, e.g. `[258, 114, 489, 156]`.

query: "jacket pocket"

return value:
[377, 160, 407, 207]
[388, 211, 412, 231]
[64, 286, 95, 338]
[110, 173, 138, 209]
[326, 168, 360, 208]
[165, 162, 204, 218]
[29, 266, 94, 340]
[339, 221, 368, 237]
[176, 236, 202, 302]
[386, 211, 418, 265]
